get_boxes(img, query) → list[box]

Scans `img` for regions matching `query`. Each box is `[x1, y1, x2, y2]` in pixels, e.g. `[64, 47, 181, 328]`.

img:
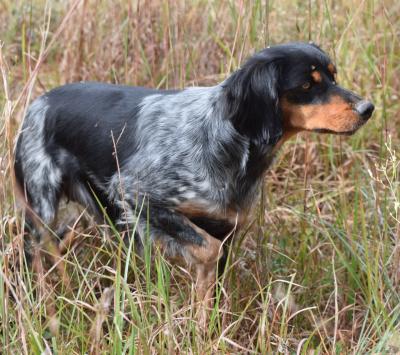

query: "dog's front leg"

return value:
[183, 220, 223, 327]
[120, 201, 223, 327]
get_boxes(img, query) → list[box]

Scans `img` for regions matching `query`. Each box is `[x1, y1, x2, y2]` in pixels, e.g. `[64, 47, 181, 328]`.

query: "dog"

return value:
[14, 42, 374, 311]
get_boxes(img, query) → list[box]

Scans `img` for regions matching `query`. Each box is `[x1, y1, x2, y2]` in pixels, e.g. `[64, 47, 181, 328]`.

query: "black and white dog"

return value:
[14, 42, 374, 304]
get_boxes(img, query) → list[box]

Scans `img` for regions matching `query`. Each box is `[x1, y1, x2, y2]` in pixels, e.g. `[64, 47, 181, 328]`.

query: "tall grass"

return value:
[1, 0, 399, 353]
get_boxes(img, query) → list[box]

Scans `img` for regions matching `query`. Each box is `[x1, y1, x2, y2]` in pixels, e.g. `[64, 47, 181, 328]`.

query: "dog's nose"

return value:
[355, 100, 374, 120]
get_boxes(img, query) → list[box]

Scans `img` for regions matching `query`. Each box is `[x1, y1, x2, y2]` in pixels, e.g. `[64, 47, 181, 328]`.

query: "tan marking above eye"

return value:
[328, 63, 337, 75]
[327, 63, 337, 83]
[311, 71, 322, 83]
[302, 82, 311, 89]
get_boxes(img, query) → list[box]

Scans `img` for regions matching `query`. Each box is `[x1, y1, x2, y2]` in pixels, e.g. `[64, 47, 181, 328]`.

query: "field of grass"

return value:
[1, 0, 399, 353]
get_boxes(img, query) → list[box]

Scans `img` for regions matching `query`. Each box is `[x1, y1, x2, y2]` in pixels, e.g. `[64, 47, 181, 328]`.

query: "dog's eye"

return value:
[302, 82, 311, 90]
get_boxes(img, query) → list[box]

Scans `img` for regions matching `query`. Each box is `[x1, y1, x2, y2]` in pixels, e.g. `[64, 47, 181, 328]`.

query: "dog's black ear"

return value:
[222, 55, 283, 147]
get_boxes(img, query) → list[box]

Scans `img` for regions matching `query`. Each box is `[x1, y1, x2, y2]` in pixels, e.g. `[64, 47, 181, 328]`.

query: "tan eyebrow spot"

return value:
[311, 71, 322, 83]
[328, 63, 336, 75]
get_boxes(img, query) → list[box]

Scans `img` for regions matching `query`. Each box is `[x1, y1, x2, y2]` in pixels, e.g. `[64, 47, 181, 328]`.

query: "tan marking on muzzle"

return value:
[281, 96, 362, 133]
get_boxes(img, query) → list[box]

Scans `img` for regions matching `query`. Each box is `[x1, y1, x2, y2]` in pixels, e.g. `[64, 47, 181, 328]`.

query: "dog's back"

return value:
[14, 83, 174, 224]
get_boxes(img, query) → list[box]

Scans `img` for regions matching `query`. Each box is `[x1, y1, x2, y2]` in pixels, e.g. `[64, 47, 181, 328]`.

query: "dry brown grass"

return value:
[1, 0, 400, 353]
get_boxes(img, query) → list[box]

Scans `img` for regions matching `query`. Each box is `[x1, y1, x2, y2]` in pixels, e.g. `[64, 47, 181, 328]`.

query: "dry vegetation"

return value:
[1, 0, 400, 353]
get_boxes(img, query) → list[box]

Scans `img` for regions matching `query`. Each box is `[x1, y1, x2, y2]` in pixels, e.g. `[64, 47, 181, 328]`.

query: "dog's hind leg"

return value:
[14, 144, 72, 291]
[14, 97, 62, 255]
[15, 157, 62, 262]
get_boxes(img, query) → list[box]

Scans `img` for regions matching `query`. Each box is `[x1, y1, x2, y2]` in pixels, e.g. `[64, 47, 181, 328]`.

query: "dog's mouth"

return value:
[313, 120, 366, 136]
[314, 128, 357, 136]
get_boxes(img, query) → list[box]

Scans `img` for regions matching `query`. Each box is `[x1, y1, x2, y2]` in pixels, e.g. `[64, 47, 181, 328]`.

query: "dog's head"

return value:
[223, 42, 374, 146]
